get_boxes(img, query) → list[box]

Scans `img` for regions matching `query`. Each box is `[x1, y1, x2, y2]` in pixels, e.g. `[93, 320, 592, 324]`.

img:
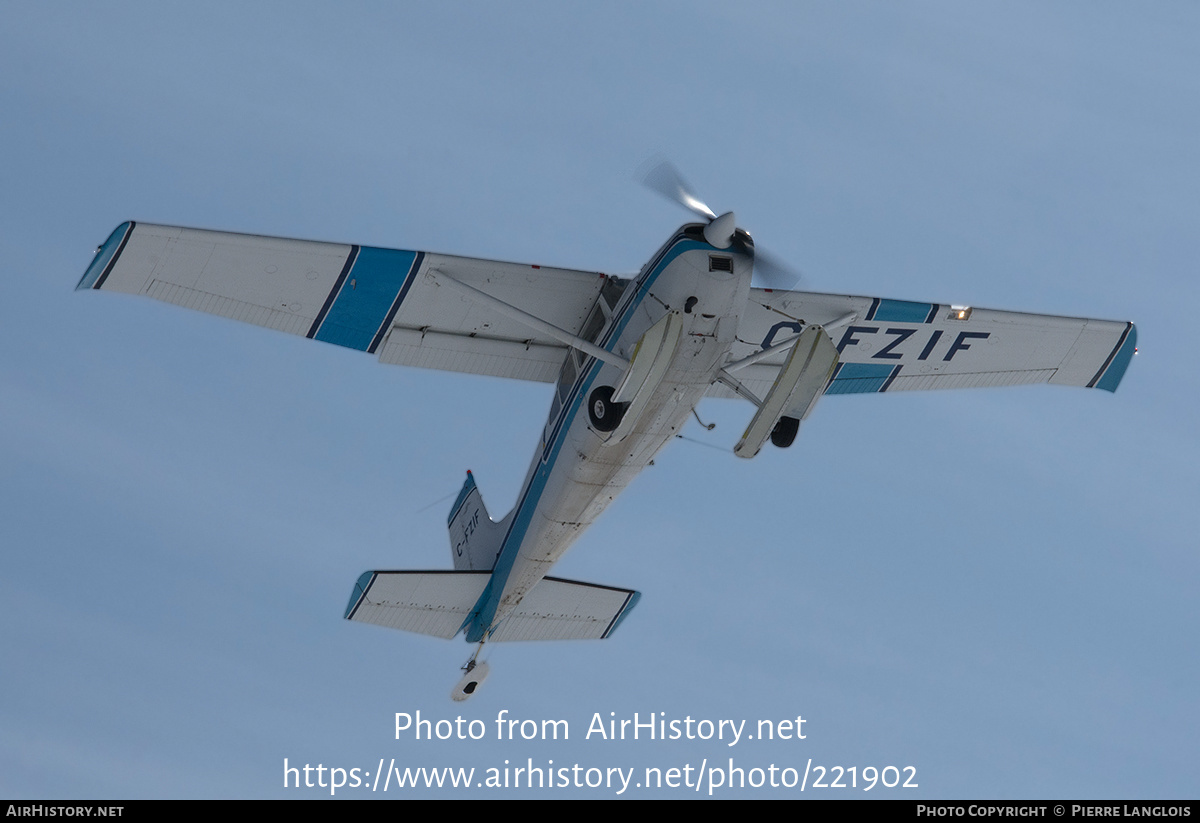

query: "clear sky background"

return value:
[2, 1, 1196, 799]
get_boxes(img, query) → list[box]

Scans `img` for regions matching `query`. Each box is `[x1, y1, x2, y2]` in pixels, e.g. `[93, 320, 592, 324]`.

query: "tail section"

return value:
[343, 471, 640, 655]
[344, 571, 640, 642]
[447, 471, 508, 571]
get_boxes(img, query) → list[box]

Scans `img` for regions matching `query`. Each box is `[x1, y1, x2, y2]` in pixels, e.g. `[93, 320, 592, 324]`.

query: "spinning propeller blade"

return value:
[639, 158, 801, 289]
[750, 247, 801, 291]
[639, 159, 717, 221]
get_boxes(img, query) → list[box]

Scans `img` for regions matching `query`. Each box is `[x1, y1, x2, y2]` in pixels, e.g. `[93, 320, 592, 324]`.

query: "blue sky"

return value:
[2, 1, 1196, 798]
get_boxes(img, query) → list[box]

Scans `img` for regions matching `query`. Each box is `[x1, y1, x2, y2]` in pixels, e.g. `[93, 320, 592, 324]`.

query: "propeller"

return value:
[640, 158, 717, 221]
[638, 158, 801, 290]
[749, 248, 799, 290]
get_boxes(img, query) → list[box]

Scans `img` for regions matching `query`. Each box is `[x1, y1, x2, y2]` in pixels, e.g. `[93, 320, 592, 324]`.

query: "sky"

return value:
[2, 1, 1197, 799]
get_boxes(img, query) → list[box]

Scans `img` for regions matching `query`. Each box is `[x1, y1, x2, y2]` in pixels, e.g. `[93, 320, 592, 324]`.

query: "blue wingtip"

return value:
[606, 590, 642, 637]
[1096, 324, 1137, 393]
[77, 221, 133, 291]
[344, 571, 376, 619]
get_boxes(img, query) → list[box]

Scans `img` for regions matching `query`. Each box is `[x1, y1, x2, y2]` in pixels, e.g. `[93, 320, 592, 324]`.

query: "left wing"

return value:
[714, 289, 1136, 400]
[79, 222, 614, 383]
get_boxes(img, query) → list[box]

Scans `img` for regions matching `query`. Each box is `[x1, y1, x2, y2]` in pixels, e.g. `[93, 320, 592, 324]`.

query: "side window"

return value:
[556, 349, 579, 400]
[580, 303, 606, 346]
[544, 348, 579, 442]
[578, 277, 627, 347]
[600, 276, 627, 314]
[543, 278, 627, 443]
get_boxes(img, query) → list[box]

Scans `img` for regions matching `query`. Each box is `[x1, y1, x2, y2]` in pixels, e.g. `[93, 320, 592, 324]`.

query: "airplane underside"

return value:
[79, 163, 1136, 700]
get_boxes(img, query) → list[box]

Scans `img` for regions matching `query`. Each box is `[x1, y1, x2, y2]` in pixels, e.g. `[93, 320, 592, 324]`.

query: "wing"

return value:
[79, 222, 614, 383]
[714, 289, 1136, 400]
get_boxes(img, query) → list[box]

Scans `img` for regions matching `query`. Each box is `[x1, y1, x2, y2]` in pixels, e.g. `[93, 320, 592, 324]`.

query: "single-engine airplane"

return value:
[79, 166, 1135, 699]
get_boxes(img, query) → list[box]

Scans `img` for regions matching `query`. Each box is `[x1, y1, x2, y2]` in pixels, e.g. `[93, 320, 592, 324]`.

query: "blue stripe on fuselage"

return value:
[463, 235, 712, 641]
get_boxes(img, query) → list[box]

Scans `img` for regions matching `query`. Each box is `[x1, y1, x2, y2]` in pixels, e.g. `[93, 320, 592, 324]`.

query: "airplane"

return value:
[77, 166, 1136, 700]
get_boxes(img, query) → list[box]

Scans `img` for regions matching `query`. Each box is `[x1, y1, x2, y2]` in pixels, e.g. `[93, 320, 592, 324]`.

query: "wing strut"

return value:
[725, 333, 803, 373]
[430, 269, 629, 369]
[726, 311, 856, 374]
[715, 370, 764, 408]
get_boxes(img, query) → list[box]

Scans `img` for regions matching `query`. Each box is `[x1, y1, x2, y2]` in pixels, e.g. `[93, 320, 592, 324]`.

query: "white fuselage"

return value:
[464, 227, 753, 642]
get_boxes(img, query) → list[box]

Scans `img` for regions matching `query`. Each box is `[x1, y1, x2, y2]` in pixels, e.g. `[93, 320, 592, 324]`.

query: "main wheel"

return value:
[588, 386, 626, 432]
[770, 416, 800, 448]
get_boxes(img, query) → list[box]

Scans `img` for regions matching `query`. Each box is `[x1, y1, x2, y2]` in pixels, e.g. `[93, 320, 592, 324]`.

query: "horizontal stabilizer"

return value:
[345, 571, 489, 639]
[488, 577, 640, 642]
[344, 571, 640, 642]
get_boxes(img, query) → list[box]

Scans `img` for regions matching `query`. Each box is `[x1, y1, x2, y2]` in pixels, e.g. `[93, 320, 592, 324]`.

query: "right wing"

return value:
[79, 221, 614, 383]
[714, 289, 1136, 402]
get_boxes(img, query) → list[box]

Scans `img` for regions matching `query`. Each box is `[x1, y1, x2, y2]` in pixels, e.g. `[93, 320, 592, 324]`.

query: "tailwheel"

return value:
[451, 643, 490, 701]
[588, 386, 627, 433]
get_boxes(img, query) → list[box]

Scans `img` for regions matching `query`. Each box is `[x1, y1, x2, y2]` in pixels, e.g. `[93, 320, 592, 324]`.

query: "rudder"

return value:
[447, 471, 508, 571]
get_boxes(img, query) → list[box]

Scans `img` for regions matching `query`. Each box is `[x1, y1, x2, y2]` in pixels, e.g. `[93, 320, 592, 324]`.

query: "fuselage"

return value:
[464, 226, 754, 642]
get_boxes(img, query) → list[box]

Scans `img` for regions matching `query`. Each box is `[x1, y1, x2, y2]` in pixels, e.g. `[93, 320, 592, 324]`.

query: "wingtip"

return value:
[77, 221, 134, 291]
[1096, 323, 1137, 393]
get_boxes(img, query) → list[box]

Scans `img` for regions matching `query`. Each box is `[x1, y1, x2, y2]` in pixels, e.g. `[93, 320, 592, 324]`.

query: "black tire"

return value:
[588, 386, 626, 432]
[770, 416, 800, 448]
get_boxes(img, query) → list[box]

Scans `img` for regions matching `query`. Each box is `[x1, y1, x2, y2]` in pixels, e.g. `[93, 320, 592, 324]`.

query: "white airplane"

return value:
[79, 168, 1135, 699]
